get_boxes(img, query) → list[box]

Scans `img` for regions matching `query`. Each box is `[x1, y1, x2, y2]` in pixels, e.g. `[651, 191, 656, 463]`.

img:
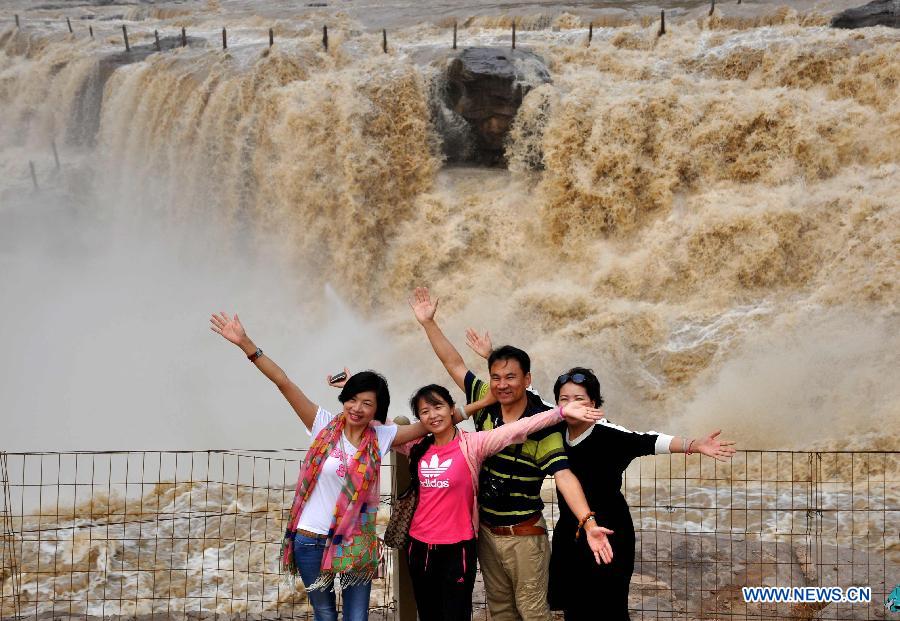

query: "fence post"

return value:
[154, 29, 161, 51]
[89, 25, 93, 39]
[28, 162, 38, 191]
[511, 20, 516, 50]
[391, 417, 416, 621]
[222, 27, 227, 50]
[52, 140, 60, 171]
[587, 22, 592, 46]
[382, 28, 387, 54]
[269, 27, 274, 47]
[322, 25, 328, 51]
[452, 21, 457, 50]
[181, 26, 187, 47]
[122, 24, 130, 52]
[1, 453, 22, 619]
[14, 14, 19, 28]
[658, 10, 666, 36]
[66, 17, 73, 34]
[709, 0, 716, 16]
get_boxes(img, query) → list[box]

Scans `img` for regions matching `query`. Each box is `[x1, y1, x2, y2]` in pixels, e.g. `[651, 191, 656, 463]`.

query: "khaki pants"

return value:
[477, 518, 551, 621]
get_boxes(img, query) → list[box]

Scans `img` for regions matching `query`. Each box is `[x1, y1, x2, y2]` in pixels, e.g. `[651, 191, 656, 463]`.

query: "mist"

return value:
[0, 190, 402, 451]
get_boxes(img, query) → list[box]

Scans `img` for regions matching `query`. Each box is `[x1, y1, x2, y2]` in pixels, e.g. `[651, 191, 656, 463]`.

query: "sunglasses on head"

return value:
[557, 373, 588, 385]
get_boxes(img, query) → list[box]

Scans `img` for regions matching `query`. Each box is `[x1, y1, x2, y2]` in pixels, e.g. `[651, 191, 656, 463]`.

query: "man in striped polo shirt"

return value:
[410, 288, 611, 621]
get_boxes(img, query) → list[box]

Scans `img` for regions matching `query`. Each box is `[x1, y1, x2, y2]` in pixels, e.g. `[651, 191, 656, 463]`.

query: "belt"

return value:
[485, 514, 546, 537]
[296, 529, 328, 540]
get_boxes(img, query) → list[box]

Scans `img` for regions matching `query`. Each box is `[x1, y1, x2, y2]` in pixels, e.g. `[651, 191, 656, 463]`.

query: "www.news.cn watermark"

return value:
[742, 586, 872, 604]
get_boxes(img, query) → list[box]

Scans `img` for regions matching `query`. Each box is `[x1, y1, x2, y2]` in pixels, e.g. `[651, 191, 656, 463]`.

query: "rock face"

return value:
[439, 47, 551, 166]
[831, 0, 900, 28]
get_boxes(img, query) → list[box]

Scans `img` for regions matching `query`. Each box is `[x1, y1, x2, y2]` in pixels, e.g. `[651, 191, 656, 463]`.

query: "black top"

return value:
[557, 419, 660, 529]
[549, 418, 665, 618]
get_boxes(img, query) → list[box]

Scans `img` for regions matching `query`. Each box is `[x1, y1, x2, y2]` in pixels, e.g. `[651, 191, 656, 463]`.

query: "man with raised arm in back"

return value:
[409, 287, 612, 621]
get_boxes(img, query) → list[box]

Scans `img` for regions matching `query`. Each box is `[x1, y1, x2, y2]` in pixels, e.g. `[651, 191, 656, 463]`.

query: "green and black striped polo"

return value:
[464, 371, 569, 527]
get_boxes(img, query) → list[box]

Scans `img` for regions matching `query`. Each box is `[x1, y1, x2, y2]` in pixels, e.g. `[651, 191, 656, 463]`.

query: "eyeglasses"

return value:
[557, 373, 588, 385]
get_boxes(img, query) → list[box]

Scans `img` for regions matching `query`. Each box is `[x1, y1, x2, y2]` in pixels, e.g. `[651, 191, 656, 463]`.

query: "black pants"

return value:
[406, 536, 478, 621]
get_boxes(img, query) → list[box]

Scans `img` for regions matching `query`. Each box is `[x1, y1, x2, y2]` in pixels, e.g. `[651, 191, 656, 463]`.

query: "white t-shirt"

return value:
[296, 407, 398, 535]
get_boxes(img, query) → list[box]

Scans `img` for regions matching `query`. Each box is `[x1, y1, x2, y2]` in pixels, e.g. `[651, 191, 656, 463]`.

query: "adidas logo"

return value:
[420, 454, 452, 478]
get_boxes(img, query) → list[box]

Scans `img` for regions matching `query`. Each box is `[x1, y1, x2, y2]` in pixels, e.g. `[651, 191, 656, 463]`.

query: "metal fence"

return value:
[1, 449, 897, 620]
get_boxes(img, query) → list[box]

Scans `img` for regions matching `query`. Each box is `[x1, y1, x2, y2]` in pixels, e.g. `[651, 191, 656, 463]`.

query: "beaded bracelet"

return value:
[575, 511, 596, 540]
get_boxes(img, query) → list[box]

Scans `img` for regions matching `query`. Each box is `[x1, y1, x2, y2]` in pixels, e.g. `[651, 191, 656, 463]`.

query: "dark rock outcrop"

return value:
[831, 0, 900, 28]
[437, 47, 551, 166]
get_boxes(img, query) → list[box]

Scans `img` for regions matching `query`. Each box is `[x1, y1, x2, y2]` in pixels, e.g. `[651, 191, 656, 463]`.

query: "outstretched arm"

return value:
[671, 430, 736, 460]
[392, 421, 430, 447]
[210, 312, 318, 431]
[464, 393, 497, 417]
[409, 287, 468, 392]
[477, 401, 601, 457]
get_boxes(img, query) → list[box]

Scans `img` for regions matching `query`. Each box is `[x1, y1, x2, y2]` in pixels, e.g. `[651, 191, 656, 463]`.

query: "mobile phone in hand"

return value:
[329, 371, 347, 385]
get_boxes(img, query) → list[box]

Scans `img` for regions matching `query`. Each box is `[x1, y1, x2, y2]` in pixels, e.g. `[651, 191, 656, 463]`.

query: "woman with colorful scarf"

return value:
[210, 312, 432, 621]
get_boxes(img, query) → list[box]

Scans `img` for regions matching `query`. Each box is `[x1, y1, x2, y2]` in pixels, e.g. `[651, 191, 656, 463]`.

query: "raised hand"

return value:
[408, 287, 438, 325]
[695, 430, 737, 461]
[560, 400, 604, 425]
[585, 522, 615, 564]
[465, 328, 493, 360]
[210, 312, 248, 347]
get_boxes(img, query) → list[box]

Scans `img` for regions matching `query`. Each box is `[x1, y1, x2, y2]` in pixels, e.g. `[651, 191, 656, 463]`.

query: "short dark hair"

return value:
[339, 370, 390, 423]
[488, 345, 531, 375]
[552, 366, 604, 407]
[409, 384, 456, 418]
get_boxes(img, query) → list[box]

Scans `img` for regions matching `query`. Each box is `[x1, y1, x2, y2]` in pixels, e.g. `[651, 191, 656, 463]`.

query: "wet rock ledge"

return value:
[438, 47, 551, 166]
[831, 0, 900, 28]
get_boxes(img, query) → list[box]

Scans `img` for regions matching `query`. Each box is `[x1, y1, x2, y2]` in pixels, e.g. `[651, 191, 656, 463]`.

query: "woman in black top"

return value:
[547, 367, 736, 621]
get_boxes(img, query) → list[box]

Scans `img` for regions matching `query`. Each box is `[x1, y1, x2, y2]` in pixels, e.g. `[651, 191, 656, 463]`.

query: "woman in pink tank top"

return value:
[395, 384, 605, 621]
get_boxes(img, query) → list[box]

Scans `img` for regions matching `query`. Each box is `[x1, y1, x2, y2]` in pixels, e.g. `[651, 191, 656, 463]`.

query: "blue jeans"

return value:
[293, 534, 372, 621]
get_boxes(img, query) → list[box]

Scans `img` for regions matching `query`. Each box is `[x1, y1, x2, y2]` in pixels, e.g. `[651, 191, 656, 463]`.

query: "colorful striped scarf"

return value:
[281, 412, 382, 592]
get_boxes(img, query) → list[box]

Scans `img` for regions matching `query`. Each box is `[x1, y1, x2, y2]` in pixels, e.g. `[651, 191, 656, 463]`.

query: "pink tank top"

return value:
[408, 436, 475, 544]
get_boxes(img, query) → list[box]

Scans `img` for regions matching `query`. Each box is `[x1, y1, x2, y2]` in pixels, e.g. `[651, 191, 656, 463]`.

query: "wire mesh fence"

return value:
[1, 449, 897, 620]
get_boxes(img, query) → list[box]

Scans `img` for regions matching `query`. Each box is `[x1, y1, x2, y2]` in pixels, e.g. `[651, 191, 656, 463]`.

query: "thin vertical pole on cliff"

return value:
[66, 17, 73, 34]
[511, 20, 516, 50]
[122, 24, 130, 52]
[658, 10, 666, 36]
[29, 162, 38, 191]
[154, 29, 161, 51]
[452, 21, 457, 49]
[383, 29, 387, 53]
[588, 22, 593, 46]
[709, 0, 716, 16]
[89, 25, 94, 38]
[323, 25, 328, 51]
[269, 27, 274, 47]
[14, 15, 20, 28]
[181, 27, 187, 47]
[222, 27, 227, 50]
[51, 140, 60, 172]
